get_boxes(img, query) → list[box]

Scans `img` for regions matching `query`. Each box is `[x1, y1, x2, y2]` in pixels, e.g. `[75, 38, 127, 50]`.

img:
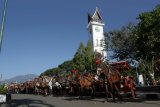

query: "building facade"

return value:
[87, 7, 107, 59]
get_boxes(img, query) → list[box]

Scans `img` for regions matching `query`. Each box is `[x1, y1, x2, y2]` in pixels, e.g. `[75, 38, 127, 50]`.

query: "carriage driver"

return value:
[96, 57, 103, 76]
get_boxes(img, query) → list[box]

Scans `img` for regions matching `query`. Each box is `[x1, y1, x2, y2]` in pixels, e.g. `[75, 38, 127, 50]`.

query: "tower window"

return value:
[96, 39, 98, 46]
[100, 39, 103, 47]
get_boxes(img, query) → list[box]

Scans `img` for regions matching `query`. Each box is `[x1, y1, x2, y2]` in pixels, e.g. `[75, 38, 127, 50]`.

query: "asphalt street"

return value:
[1, 94, 160, 107]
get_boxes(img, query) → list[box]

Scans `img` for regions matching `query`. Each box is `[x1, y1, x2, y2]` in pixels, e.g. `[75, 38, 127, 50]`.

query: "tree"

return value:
[109, 22, 136, 61]
[58, 60, 72, 71]
[134, 5, 160, 84]
[84, 40, 96, 72]
[41, 67, 62, 76]
[108, 5, 160, 85]
[104, 32, 110, 52]
[71, 41, 96, 73]
[138, 59, 157, 85]
[135, 5, 160, 61]
[71, 42, 86, 73]
[109, 5, 160, 62]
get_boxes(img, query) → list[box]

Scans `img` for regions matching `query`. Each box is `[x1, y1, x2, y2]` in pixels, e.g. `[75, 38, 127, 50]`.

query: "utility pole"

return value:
[0, 74, 2, 84]
[0, 0, 8, 53]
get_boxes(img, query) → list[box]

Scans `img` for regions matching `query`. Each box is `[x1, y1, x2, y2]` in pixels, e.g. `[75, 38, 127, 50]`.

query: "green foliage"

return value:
[71, 42, 86, 73]
[71, 41, 96, 73]
[58, 60, 72, 71]
[0, 84, 7, 94]
[104, 32, 110, 51]
[138, 60, 152, 75]
[108, 5, 160, 81]
[41, 67, 62, 76]
[135, 5, 160, 61]
[109, 5, 160, 62]
[84, 41, 96, 71]
[109, 22, 136, 60]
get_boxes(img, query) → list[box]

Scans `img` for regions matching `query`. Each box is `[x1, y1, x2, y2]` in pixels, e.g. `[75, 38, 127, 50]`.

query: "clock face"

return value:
[95, 27, 100, 32]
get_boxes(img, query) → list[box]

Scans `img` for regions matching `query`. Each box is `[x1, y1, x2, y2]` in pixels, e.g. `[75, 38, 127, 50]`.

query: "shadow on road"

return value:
[63, 95, 160, 105]
[0, 98, 55, 107]
[63, 96, 105, 103]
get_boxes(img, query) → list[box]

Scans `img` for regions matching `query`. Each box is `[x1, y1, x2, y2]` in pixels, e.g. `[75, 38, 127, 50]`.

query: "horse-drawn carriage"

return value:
[5, 52, 137, 102]
[95, 52, 136, 101]
[110, 61, 136, 94]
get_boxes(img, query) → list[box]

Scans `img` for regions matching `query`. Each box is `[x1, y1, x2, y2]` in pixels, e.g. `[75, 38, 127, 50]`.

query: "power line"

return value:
[0, 0, 8, 53]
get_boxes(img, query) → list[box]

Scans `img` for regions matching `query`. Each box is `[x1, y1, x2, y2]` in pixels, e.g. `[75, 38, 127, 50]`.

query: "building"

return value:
[87, 7, 107, 59]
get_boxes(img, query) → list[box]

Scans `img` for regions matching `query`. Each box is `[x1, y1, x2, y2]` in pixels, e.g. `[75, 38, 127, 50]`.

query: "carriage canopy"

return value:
[109, 61, 130, 71]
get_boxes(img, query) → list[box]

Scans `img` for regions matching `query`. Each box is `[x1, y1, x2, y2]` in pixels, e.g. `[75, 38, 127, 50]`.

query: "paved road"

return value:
[1, 94, 160, 107]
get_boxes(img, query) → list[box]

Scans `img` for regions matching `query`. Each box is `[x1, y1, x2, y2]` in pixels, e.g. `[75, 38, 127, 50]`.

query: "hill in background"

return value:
[1, 74, 38, 84]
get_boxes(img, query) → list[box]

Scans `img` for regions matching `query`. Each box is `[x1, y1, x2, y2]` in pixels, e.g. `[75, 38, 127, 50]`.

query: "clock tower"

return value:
[87, 7, 107, 59]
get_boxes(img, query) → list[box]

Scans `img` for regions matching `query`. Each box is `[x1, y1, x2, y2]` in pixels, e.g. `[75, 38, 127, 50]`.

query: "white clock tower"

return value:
[87, 7, 107, 59]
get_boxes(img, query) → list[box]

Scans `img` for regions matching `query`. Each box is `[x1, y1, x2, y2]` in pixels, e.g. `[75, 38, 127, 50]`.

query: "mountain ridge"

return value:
[1, 74, 39, 84]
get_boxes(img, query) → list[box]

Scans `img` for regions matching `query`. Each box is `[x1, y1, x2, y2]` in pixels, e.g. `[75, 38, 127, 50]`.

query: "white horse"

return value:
[42, 76, 63, 95]
[42, 76, 54, 96]
[48, 77, 54, 96]
[52, 77, 62, 95]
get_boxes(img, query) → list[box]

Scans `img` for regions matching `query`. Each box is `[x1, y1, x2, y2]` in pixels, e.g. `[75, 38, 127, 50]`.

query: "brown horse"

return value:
[78, 72, 96, 99]
[65, 73, 81, 95]
[34, 76, 49, 95]
[100, 63, 122, 102]
[95, 52, 121, 102]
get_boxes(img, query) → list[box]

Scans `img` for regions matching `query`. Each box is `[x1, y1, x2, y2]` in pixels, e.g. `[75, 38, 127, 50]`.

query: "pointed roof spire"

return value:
[88, 7, 103, 23]
[92, 7, 102, 21]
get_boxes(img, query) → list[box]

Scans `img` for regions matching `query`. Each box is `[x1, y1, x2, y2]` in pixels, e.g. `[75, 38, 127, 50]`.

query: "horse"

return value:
[48, 77, 54, 96]
[39, 76, 55, 96]
[52, 77, 62, 95]
[78, 72, 96, 99]
[25, 80, 35, 94]
[34, 76, 49, 96]
[34, 77, 41, 95]
[65, 74, 80, 96]
[99, 63, 122, 102]
[95, 52, 122, 102]
[41, 75, 56, 96]
[19, 83, 26, 94]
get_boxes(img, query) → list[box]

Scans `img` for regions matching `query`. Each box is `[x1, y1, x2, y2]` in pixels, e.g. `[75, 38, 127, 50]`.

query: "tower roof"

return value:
[88, 7, 102, 23]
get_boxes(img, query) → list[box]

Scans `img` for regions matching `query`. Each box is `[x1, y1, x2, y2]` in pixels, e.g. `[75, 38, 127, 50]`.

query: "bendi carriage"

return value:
[6, 55, 137, 102]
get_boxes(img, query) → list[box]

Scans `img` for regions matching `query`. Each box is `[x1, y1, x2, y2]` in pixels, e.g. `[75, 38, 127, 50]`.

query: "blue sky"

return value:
[0, 0, 159, 80]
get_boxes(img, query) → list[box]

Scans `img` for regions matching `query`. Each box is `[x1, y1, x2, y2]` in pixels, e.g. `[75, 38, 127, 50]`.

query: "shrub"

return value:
[0, 84, 7, 94]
